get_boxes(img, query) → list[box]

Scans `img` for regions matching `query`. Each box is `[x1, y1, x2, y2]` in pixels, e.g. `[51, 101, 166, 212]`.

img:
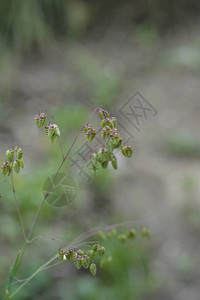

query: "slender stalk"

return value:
[4, 138, 78, 296]
[10, 254, 58, 298]
[8, 219, 134, 298]
[41, 261, 64, 272]
[5, 106, 104, 298]
[27, 105, 100, 238]
[51, 150, 94, 190]
[86, 106, 102, 125]
[72, 220, 138, 244]
[28, 129, 82, 240]
[58, 137, 64, 160]
[27, 235, 80, 248]
[10, 173, 27, 242]
[0, 179, 8, 184]
[5, 243, 27, 298]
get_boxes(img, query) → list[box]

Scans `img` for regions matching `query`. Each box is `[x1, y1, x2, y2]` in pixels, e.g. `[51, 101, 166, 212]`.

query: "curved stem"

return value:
[5, 125, 84, 296]
[10, 254, 58, 298]
[72, 220, 138, 244]
[27, 105, 100, 238]
[6, 106, 104, 298]
[9, 219, 134, 298]
[86, 106, 102, 125]
[27, 129, 82, 240]
[40, 260, 64, 272]
[0, 179, 8, 184]
[27, 235, 79, 248]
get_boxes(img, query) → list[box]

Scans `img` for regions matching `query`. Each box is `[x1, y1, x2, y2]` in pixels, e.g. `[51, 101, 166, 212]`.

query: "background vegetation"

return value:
[1, 1, 200, 299]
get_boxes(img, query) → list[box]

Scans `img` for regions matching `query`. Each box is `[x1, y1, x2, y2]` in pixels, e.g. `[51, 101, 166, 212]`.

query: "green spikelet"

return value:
[35, 113, 46, 128]
[6, 148, 14, 163]
[90, 263, 97, 276]
[13, 160, 20, 174]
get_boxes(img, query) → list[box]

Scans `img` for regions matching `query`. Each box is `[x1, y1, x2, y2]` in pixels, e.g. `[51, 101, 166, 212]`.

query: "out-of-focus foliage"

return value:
[0, 0, 200, 52]
[0, 0, 65, 52]
[1, 0, 200, 299]
[63, 239, 160, 300]
[70, 51, 121, 107]
[0, 0, 90, 52]
[164, 133, 200, 157]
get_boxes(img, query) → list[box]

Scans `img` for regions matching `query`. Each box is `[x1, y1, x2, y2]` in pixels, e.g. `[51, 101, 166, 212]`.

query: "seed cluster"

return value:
[141, 228, 151, 238]
[45, 123, 60, 143]
[83, 108, 133, 171]
[58, 243, 106, 276]
[83, 125, 96, 142]
[35, 112, 60, 143]
[97, 227, 150, 244]
[34, 112, 46, 128]
[1, 146, 24, 176]
[58, 228, 151, 276]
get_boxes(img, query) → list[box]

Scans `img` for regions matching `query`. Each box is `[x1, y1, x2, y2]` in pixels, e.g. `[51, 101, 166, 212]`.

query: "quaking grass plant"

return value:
[1, 106, 149, 299]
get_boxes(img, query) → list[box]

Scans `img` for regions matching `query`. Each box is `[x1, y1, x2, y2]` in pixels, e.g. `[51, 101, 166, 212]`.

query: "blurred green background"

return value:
[1, 1, 200, 299]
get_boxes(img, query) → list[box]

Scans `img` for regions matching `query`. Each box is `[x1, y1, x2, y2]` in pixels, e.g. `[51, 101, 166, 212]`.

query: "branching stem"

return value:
[5, 106, 105, 298]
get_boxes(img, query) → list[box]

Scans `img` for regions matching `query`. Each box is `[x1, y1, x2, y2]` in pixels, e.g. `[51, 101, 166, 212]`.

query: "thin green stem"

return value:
[27, 235, 79, 248]
[27, 104, 99, 238]
[10, 173, 27, 243]
[28, 129, 82, 239]
[8, 219, 132, 298]
[5, 243, 27, 298]
[72, 220, 138, 244]
[58, 137, 64, 160]
[10, 254, 58, 298]
[5, 128, 83, 297]
[5, 106, 103, 298]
